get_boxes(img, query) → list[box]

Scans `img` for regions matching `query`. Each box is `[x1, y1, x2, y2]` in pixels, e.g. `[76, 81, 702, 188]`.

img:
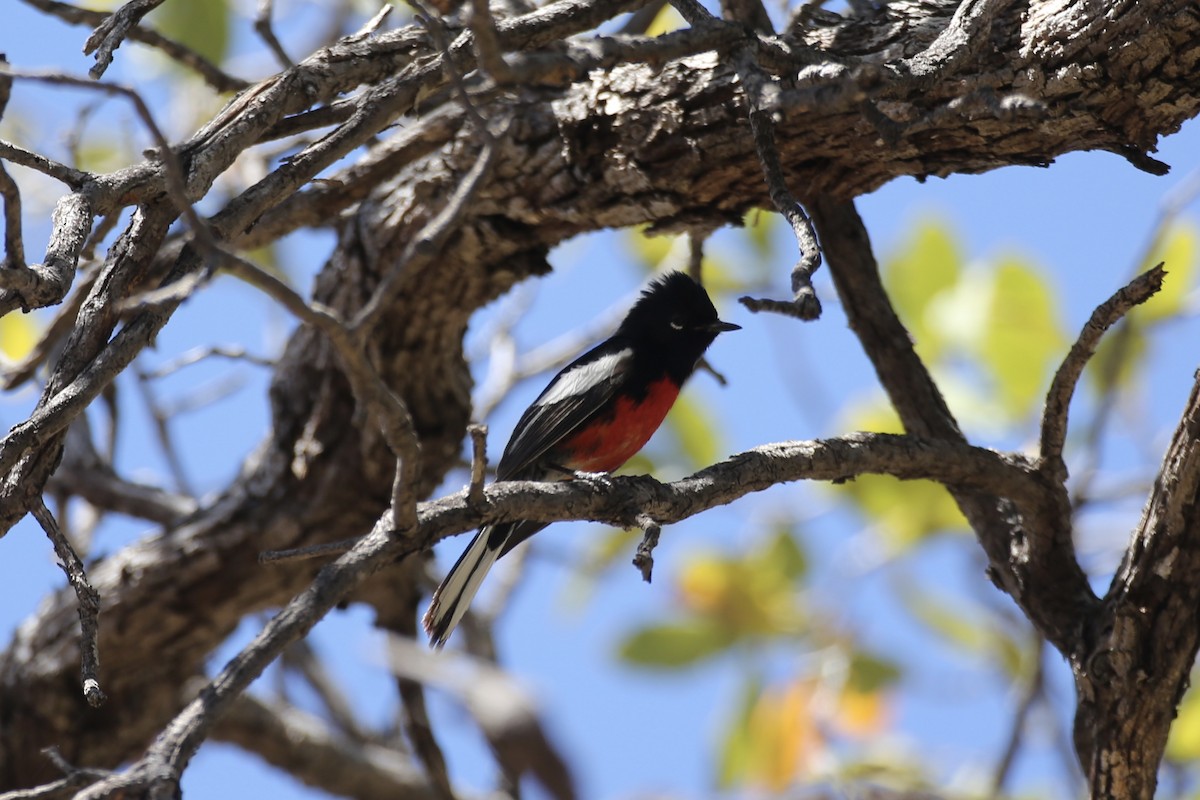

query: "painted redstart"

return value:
[423, 271, 739, 647]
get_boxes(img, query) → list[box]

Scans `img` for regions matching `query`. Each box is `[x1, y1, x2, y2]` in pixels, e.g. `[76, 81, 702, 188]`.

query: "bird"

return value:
[422, 271, 740, 647]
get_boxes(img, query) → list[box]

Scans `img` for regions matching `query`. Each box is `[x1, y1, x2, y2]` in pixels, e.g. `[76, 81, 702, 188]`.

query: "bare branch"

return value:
[253, 0, 294, 70]
[1038, 264, 1166, 482]
[82, 0, 168, 80]
[29, 498, 105, 707]
[20, 0, 246, 91]
[260, 432, 1044, 565]
[0, 141, 90, 189]
[734, 49, 823, 319]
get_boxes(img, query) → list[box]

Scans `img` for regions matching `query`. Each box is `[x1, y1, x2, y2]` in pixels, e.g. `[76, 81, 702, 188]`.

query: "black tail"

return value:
[422, 520, 547, 647]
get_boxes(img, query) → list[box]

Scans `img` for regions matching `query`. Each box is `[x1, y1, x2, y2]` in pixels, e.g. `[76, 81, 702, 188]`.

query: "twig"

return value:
[0, 747, 110, 800]
[0, 140, 91, 189]
[990, 637, 1045, 795]
[279, 640, 369, 743]
[686, 230, 705, 283]
[211, 693, 449, 799]
[140, 344, 274, 379]
[29, 497, 105, 707]
[133, 363, 196, 495]
[0, 65, 219, 270]
[0, 192, 91, 316]
[259, 537, 361, 564]
[632, 515, 662, 583]
[0, 163, 23, 270]
[83, 0, 168, 80]
[468, 423, 488, 508]
[1038, 264, 1166, 482]
[469, 0, 513, 83]
[20, 0, 246, 92]
[734, 49, 822, 320]
[254, 0, 294, 70]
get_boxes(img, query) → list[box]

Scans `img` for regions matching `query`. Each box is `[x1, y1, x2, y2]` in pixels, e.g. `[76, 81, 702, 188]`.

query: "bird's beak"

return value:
[705, 320, 741, 333]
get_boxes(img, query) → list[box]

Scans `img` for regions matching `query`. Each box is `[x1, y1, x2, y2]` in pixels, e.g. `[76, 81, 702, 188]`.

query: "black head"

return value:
[617, 271, 739, 378]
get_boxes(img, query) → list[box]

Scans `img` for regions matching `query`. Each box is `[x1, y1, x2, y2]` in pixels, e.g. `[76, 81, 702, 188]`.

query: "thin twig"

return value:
[0, 747, 110, 800]
[633, 515, 662, 583]
[990, 637, 1046, 795]
[734, 49, 822, 320]
[20, 0, 246, 91]
[133, 363, 196, 496]
[0, 140, 91, 189]
[259, 537, 361, 564]
[469, 0, 513, 83]
[0, 66, 219, 270]
[1038, 264, 1166, 482]
[29, 497, 105, 707]
[468, 423, 488, 508]
[140, 344, 274, 379]
[254, 0, 295, 70]
[83, 0, 168, 80]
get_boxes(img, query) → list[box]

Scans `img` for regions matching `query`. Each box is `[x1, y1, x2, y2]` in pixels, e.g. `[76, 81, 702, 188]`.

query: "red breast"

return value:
[558, 377, 681, 473]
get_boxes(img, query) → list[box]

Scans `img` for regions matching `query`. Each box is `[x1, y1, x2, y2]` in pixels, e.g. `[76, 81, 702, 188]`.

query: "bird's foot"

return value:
[571, 470, 614, 490]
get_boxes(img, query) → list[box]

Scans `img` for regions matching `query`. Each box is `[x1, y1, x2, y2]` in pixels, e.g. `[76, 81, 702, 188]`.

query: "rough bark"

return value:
[0, 0, 1198, 794]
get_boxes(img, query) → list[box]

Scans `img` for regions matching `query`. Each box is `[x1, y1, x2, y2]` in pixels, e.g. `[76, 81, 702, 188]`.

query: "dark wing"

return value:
[495, 344, 633, 480]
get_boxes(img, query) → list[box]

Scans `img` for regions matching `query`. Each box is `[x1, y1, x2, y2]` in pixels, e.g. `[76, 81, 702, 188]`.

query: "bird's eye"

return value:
[669, 318, 684, 331]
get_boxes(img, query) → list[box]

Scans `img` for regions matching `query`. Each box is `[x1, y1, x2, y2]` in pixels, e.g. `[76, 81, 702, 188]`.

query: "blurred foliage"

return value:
[153, 0, 231, 66]
[0, 312, 38, 362]
[644, 3, 686, 36]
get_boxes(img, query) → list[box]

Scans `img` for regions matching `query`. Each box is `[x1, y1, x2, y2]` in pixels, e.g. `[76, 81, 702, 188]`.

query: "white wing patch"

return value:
[535, 349, 632, 407]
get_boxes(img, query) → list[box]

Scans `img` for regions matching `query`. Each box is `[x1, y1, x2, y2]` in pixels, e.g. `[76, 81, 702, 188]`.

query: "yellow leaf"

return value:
[834, 685, 890, 738]
[980, 256, 1068, 419]
[1139, 221, 1198, 322]
[644, 3, 686, 35]
[747, 680, 822, 790]
[883, 219, 964, 361]
[0, 312, 38, 362]
[1168, 680, 1200, 761]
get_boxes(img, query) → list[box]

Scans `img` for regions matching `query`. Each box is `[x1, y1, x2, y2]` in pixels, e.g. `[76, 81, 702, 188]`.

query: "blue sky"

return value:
[3, 2, 1200, 798]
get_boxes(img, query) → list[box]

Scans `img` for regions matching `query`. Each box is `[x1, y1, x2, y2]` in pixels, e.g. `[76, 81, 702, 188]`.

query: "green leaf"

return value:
[979, 256, 1067, 419]
[1139, 222, 1198, 322]
[153, 0, 230, 66]
[837, 402, 966, 548]
[901, 586, 1027, 677]
[761, 524, 807, 581]
[618, 619, 736, 668]
[846, 652, 901, 694]
[882, 219, 963, 360]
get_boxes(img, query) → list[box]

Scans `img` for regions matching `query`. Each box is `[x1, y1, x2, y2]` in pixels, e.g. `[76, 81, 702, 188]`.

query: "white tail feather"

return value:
[423, 528, 501, 647]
